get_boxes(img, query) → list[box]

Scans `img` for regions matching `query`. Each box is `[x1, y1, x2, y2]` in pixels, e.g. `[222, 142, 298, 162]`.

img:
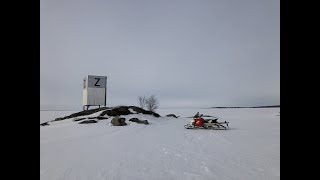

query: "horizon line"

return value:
[40, 105, 280, 111]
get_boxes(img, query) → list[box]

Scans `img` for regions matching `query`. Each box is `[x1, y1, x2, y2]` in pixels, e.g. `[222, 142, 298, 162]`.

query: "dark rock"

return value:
[119, 118, 127, 126]
[79, 120, 98, 124]
[54, 117, 65, 121]
[54, 107, 110, 121]
[141, 120, 149, 125]
[40, 122, 49, 126]
[97, 116, 109, 120]
[88, 117, 97, 119]
[101, 106, 131, 116]
[129, 118, 149, 125]
[129, 118, 139, 122]
[127, 106, 149, 114]
[128, 106, 160, 117]
[111, 117, 127, 126]
[100, 106, 160, 117]
[166, 114, 178, 118]
[73, 118, 86, 121]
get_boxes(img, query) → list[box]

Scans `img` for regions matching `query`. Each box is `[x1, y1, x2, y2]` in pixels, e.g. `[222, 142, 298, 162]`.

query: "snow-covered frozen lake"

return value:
[40, 108, 280, 180]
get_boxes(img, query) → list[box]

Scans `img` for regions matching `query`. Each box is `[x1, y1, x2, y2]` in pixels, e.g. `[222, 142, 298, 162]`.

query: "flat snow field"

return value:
[40, 108, 280, 180]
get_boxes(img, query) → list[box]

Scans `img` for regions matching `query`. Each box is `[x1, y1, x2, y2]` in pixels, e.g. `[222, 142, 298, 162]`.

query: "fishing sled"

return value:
[184, 112, 229, 130]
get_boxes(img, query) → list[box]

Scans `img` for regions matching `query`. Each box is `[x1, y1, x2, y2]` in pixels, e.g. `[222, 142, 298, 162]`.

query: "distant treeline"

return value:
[211, 105, 280, 109]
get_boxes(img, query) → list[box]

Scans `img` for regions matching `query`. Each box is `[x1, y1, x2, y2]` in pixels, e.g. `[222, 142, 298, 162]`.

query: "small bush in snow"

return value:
[138, 95, 159, 112]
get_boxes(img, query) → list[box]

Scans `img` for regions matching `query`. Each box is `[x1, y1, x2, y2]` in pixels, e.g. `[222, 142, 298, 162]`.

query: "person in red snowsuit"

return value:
[194, 116, 204, 127]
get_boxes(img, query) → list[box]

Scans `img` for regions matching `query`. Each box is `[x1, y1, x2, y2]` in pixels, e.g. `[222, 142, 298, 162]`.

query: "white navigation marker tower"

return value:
[82, 75, 107, 110]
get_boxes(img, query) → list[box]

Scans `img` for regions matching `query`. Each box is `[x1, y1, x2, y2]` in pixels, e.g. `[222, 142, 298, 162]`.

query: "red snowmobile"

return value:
[184, 112, 229, 130]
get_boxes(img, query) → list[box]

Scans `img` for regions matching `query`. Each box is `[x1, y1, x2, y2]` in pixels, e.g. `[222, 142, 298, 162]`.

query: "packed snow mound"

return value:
[40, 106, 161, 126]
[42, 113, 165, 128]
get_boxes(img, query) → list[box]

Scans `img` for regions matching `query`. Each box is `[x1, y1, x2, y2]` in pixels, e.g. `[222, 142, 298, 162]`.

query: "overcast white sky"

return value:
[40, 0, 280, 110]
